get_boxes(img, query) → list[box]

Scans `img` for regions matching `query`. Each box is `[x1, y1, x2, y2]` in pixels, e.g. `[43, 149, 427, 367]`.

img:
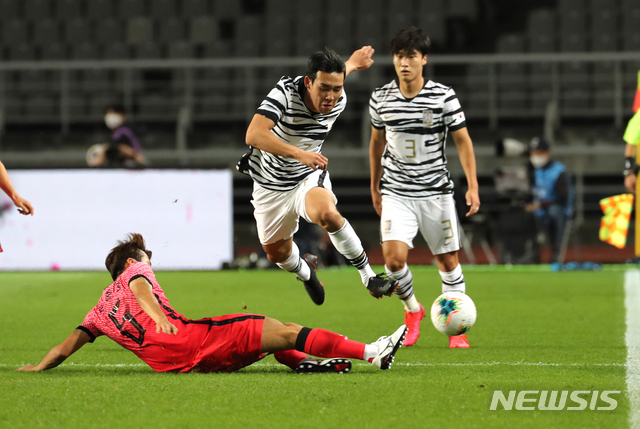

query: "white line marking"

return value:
[626, 270, 640, 428]
[1, 362, 625, 368]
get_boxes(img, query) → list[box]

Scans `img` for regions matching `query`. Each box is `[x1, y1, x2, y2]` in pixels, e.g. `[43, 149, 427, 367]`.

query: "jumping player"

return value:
[369, 28, 480, 348]
[239, 46, 398, 305]
[16, 234, 407, 374]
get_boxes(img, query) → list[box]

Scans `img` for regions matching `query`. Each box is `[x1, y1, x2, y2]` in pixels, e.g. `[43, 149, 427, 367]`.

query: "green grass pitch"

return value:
[0, 266, 630, 428]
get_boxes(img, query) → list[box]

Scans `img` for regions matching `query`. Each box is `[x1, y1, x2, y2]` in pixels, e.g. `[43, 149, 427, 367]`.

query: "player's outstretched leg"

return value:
[386, 264, 425, 347]
[328, 219, 398, 298]
[439, 262, 470, 348]
[273, 241, 324, 305]
[274, 350, 352, 374]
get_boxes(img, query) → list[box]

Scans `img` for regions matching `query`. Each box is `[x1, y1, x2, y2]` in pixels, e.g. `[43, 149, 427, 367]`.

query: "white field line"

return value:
[1, 362, 626, 368]
[626, 270, 640, 429]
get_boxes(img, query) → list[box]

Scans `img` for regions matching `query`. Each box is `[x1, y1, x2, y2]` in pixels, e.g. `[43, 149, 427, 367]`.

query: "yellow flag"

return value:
[599, 194, 634, 249]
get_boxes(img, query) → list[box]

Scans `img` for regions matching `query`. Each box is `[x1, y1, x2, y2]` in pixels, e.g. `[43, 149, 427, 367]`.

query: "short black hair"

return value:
[105, 233, 152, 280]
[104, 104, 126, 115]
[389, 27, 431, 56]
[306, 47, 346, 82]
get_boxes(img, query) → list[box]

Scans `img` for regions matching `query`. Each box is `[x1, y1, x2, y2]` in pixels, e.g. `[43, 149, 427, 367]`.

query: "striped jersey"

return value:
[248, 75, 346, 191]
[370, 79, 467, 199]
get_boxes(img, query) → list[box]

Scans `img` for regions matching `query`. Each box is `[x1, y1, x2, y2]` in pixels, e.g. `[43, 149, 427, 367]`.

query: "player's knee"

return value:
[316, 208, 343, 231]
[386, 258, 406, 273]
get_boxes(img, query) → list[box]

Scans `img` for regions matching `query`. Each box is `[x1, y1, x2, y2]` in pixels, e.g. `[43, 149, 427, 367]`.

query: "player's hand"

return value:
[15, 365, 38, 371]
[295, 150, 328, 171]
[625, 173, 637, 194]
[371, 188, 382, 216]
[156, 320, 179, 335]
[13, 195, 34, 216]
[346, 46, 375, 74]
[465, 189, 480, 217]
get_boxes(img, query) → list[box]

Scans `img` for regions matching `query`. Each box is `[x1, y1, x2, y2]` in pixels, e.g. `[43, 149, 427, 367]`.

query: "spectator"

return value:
[526, 137, 573, 263]
[87, 105, 145, 168]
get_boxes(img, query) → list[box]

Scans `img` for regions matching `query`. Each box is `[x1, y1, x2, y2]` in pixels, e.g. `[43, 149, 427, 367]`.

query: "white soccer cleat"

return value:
[371, 325, 408, 370]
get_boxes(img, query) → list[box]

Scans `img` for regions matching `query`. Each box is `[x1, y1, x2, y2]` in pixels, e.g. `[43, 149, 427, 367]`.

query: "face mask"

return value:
[104, 113, 124, 130]
[530, 155, 549, 168]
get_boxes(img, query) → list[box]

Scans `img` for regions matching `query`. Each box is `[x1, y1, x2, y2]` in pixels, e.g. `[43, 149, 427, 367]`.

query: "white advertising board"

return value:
[0, 169, 233, 271]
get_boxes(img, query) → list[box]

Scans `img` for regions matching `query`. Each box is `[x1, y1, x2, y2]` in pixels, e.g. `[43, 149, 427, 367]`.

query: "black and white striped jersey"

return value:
[370, 79, 467, 199]
[247, 75, 346, 191]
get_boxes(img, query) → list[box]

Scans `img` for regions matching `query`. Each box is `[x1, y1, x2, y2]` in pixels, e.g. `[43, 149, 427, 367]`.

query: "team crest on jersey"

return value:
[384, 220, 392, 231]
[423, 110, 433, 125]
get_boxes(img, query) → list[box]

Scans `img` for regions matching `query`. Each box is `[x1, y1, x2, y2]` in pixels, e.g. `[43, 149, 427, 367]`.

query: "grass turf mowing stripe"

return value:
[626, 270, 640, 429]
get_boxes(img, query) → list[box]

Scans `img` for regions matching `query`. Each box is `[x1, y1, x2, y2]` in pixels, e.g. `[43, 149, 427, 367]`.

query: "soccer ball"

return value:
[430, 292, 477, 336]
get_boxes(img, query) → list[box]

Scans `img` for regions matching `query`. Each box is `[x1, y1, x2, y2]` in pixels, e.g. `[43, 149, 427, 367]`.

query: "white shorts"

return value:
[380, 194, 461, 255]
[251, 169, 337, 245]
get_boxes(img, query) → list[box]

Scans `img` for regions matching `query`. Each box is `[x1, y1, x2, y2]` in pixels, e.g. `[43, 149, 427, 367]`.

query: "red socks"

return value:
[274, 350, 308, 369]
[296, 328, 365, 360]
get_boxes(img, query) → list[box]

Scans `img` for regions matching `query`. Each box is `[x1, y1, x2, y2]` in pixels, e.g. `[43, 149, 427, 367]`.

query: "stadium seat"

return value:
[167, 41, 194, 58]
[182, 0, 210, 17]
[212, 0, 241, 18]
[592, 34, 618, 52]
[294, 0, 323, 56]
[150, 0, 178, 19]
[561, 88, 590, 113]
[190, 16, 217, 44]
[418, 10, 446, 45]
[326, 0, 353, 55]
[446, 0, 478, 20]
[560, 34, 587, 52]
[557, 0, 586, 14]
[527, 9, 557, 51]
[127, 18, 154, 45]
[561, 61, 590, 89]
[158, 17, 187, 43]
[265, 4, 292, 56]
[589, 0, 618, 13]
[41, 42, 67, 60]
[355, 0, 383, 48]
[386, 0, 415, 42]
[24, 0, 52, 21]
[70, 41, 100, 60]
[2, 20, 29, 46]
[7, 43, 36, 61]
[56, 0, 83, 18]
[135, 42, 163, 59]
[95, 19, 125, 44]
[17, 70, 52, 92]
[499, 89, 528, 111]
[25, 95, 58, 117]
[0, 0, 20, 21]
[103, 42, 130, 59]
[89, 93, 122, 116]
[64, 18, 92, 45]
[79, 69, 112, 92]
[593, 88, 615, 111]
[235, 16, 263, 57]
[559, 9, 586, 39]
[32, 19, 61, 46]
[496, 34, 526, 90]
[67, 95, 87, 117]
[86, 0, 114, 19]
[119, 0, 146, 18]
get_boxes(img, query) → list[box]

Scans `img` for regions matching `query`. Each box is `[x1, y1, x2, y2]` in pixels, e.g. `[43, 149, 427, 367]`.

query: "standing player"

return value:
[16, 234, 407, 373]
[239, 47, 398, 305]
[369, 28, 480, 348]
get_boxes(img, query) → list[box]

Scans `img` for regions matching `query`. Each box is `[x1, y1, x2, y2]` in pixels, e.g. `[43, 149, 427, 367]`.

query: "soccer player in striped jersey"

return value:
[16, 234, 407, 373]
[240, 47, 398, 305]
[369, 28, 480, 348]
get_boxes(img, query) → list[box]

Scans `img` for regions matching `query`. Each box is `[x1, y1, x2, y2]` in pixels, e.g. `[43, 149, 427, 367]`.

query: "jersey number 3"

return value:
[109, 299, 146, 346]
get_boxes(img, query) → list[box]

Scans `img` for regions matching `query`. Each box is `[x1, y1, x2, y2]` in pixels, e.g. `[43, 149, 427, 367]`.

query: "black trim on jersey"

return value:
[371, 121, 385, 130]
[76, 325, 96, 343]
[449, 122, 467, 132]
[129, 274, 152, 286]
[295, 327, 313, 352]
[256, 109, 280, 124]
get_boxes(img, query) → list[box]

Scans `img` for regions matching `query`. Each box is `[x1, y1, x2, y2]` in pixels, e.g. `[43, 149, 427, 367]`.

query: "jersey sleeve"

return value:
[369, 91, 384, 130]
[624, 110, 640, 146]
[78, 307, 102, 342]
[443, 88, 467, 132]
[256, 77, 289, 124]
[119, 262, 157, 289]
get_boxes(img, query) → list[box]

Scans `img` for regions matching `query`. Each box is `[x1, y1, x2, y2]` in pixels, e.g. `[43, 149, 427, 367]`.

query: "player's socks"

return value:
[276, 242, 311, 282]
[274, 349, 309, 369]
[440, 264, 466, 293]
[328, 219, 376, 284]
[295, 327, 365, 360]
[385, 264, 420, 312]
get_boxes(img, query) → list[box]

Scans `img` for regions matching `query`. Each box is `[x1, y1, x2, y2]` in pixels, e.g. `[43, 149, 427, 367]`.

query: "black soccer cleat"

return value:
[295, 358, 352, 374]
[366, 274, 399, 299]
[298, 254, 325, 305]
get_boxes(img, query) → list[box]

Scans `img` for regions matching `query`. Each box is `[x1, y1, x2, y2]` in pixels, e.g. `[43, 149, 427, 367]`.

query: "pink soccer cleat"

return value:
[449, 334, 470, 348]
[403, 303, 425, 347]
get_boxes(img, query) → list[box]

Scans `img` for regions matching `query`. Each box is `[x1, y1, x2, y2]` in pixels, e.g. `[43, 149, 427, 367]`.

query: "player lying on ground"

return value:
[239, 46, 398, 306]
[16, 234, 407, 374]
[369, 27, 480, 348]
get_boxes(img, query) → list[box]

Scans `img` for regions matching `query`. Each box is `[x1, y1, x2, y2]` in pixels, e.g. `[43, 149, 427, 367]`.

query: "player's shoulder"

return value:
[425, 80, 454, 95]
[121, 262, 155, 283]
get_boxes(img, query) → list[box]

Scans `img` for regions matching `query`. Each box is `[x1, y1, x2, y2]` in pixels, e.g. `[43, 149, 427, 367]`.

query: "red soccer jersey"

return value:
[79, 262, 211, 372]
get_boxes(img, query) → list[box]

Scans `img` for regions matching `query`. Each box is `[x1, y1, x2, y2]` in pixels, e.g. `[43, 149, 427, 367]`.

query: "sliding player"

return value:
[369, 27, 480, 348]
[16, 234, 407, 374]
[240, 46, 397, 305]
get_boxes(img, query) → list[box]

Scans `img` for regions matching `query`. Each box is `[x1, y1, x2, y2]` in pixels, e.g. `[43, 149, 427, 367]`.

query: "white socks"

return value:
[440, 264, 466, 293]
[276, 241, 311, 282]
[385, 264, 420, 312]
[328, 219, 376, 284]
[363, 343, 378, 362]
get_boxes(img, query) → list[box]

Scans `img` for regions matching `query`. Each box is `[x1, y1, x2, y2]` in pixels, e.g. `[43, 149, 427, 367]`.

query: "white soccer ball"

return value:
[430, 292, 477, 336]
[86, 143, 106, 167]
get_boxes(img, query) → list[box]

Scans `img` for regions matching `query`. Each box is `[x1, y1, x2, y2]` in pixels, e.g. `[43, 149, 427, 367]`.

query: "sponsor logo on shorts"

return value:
[489, 390, 620, 411]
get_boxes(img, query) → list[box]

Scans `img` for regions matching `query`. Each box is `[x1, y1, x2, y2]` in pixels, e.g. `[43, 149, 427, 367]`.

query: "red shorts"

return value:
[188, 313, 265, 373]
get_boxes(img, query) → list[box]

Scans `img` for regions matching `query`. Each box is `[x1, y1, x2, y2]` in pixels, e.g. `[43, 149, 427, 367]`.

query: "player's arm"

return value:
[345, 46, 375, 77]
[624, 143, 637, 194]
[15, 329, 91, 371]
[0, 160, 33, 215]
[369, 126, 387, 216]
[129, 277, 178, 335]
[451, 127, 480, 217]
[245, 114, 328, 170]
